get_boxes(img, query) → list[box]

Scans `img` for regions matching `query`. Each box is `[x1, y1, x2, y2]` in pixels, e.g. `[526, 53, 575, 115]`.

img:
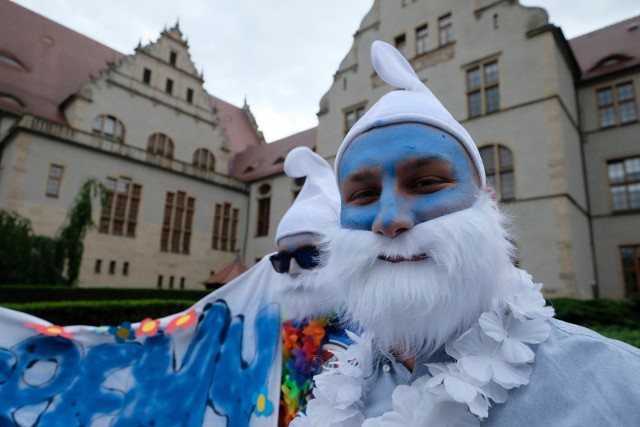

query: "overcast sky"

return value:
[11, 0, 640, 142]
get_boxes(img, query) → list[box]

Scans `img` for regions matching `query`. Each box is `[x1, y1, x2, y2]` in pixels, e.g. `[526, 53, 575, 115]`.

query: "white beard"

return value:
[276, 268, 334, 321]
[323, 193, 515, 358]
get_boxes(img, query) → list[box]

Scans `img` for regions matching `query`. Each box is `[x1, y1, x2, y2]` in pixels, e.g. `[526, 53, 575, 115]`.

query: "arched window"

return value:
[147, 133, 174, 159]
[479, 144, 514, 201]
[92, 115, 125, 143]
[192, 148, 215, 172]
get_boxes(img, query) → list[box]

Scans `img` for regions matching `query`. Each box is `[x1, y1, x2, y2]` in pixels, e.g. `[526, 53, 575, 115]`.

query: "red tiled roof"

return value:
[231, 127, 317, 181]
[0, 0, 123, 124]
[210, 95, 263, 153]
[202, 261, 248, 287]
[570, 15, 640, 81]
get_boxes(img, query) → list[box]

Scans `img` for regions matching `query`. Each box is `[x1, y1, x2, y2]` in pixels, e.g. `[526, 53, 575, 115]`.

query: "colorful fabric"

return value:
[279, 318, 331, 426]
[278, 316, 351, 426]
[0, 257, 282, 427]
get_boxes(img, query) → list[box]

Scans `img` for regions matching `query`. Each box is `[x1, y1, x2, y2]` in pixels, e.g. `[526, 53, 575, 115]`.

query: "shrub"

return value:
[0, 286, 210, 303]
[2, 300, 195, 326]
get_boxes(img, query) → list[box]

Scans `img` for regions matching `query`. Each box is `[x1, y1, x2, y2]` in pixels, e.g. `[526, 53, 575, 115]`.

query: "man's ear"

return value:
[484, 186, 498, 202]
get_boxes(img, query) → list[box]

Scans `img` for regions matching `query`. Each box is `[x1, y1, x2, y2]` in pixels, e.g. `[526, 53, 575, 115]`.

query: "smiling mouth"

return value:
[378, 254, 429, 263]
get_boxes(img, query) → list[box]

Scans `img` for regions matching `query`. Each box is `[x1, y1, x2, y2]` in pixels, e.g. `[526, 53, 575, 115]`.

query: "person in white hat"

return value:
[271, 146, 350, 426]
[293, 41, 640, 426]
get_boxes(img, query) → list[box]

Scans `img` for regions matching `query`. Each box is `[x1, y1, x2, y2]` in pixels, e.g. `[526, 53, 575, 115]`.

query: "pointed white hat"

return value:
[334, 40, 486, 188]
[275, 147, 340, 244]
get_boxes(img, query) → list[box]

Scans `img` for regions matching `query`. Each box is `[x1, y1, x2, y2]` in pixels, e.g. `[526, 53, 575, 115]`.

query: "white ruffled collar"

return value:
[291, 269, 555, 427]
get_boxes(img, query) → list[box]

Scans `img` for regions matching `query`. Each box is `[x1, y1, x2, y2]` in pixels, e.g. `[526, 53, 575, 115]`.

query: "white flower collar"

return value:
[291, 269, 555, 427]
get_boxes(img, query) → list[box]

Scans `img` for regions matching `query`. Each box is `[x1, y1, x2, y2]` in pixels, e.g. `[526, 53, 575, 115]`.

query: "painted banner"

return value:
[0, 257, 282, 427]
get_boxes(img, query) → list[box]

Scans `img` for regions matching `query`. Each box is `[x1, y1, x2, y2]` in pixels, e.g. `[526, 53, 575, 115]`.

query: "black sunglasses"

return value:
[270, 246, 321, 273]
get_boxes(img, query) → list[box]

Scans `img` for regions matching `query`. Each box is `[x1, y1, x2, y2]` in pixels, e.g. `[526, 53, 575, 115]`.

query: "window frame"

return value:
[596, 80, 638, 128]
[161, 190, 195, 254]
[147, 133, 175, 159]
[165, 78, 174, 94]
[256, 197, 271, 237]
[438, 13, 453, 47]
[607, 156, 640, 213]
[394, 33, 407, 57]
[343, 102, 367, 135]
[415, 23, 429, 56]
[99, 176, 142, 237]
[193, 148, 216, 172]
[143, 68, 152, 84]
[45, 164, 64, 198]
[478, 143, 515, 201]
[619, 244, 640, 298]
[92, 115, 125, 143]
[466, 58, 500, 118]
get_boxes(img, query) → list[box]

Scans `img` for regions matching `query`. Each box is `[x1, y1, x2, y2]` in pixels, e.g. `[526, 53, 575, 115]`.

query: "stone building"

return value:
[0, 0, 638, 299]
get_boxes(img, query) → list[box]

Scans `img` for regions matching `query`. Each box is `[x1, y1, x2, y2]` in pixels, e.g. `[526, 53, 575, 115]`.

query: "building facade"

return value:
[0, 0, 638, 298]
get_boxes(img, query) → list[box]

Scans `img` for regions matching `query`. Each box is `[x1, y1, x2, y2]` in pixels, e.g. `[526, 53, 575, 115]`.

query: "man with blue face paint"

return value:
[292, 42, 640, 427]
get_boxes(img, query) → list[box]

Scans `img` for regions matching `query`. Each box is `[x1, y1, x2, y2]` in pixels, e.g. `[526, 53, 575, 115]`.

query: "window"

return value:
[467, 60, 500, 117]
[45, 164, 64, 198]
[99, 177, 142, 237]
[292, 177, 305, 201]
[0, 94, 24, 107]
[344, 104, 365, 134]
[479, 144, 515, 201]
[439, 14, 453, 46]
[0, 53, 27, 71]
[597, 81, 637, 128]
[123, 262, 129, 276]
[157, 275, 163, 289]
[394, 34, 407, 57]
[416, 24, 429, 56]
[186, 88, 194, 104]
[92, 115, 125, 143]
[608, 156, 640, 212]
[109, 261, 116, 275]
[169, 276, 175, 289]
[212, 202, 239, 252]
[193, 148, 216, 172]
[169, 51, 177, 66]
[257, 198, 271, 237]
[180, 277, 185, 289]
[147, 133, 174, 159]
[94, 259, 102, 274]
[161, 191, 195, 254]
[165, 78, 174, 94]
[143, 68, 152, 84]
[620, 245, 640, 297]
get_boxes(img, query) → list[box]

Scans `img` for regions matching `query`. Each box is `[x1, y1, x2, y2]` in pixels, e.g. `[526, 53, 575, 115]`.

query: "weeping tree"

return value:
[0, 178, 105, 286]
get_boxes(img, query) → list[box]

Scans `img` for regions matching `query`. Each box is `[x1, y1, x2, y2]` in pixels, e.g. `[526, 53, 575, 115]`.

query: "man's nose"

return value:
[372, 193, 414, 238]
[287, 259, 302, 278]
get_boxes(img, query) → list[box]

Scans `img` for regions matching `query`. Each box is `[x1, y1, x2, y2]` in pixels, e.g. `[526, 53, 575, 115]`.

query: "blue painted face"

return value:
[338, 123, 479, 237]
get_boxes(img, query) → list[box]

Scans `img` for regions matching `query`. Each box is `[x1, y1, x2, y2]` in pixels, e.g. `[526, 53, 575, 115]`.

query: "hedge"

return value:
[2, 299, 195, 326]
[2, 295, 639, 348]
[549, 298, 640, 329]
[0, 285, 210, 304]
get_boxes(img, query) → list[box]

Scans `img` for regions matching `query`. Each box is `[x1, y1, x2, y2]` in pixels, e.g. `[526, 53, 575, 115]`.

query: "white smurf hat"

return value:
[334, 40, 486, 188]
[275, 147, 340, 244]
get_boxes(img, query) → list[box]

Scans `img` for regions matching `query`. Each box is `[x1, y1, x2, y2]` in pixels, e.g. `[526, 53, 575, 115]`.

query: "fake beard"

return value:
[276, 268, 334, 321]
[323, 194, 515, 358]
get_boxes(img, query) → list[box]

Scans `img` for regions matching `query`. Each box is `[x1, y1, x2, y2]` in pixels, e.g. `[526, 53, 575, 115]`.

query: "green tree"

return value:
[0, 178, 104, 286]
